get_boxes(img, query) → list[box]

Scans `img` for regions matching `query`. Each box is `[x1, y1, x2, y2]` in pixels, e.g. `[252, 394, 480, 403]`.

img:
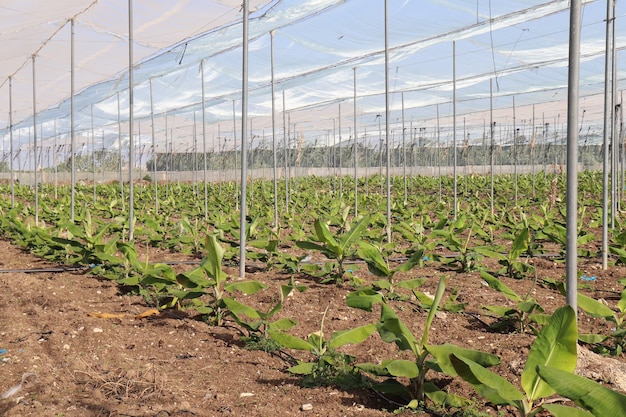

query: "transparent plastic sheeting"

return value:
[0, 0, 624, 158]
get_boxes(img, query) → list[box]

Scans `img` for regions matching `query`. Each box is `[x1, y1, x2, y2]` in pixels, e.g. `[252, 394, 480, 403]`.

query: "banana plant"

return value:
[183, 234, 268, 325]
[296, 215, 371, 283]
[479, 271, 549, 334]
[345, 241, 425, 309]
[356, 276, 500, 410]
[451, 305, 578, 417]
[223, 277, 306, 351]
[269, 306, 376, 389]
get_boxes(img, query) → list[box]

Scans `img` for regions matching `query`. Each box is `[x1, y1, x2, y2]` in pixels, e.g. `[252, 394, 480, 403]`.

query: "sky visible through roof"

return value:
[0, 0, 624, 167]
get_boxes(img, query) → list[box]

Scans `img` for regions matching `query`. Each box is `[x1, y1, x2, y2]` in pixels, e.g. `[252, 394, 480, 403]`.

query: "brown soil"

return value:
[0, 238, 624, 417]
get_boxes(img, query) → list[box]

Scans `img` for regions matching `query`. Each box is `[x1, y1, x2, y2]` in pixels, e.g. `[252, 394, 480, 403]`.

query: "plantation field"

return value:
[1, 172, 626, 416]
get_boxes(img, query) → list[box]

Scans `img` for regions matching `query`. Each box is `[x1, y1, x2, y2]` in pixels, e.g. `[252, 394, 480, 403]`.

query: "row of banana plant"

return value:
[0, 173, 625, 415]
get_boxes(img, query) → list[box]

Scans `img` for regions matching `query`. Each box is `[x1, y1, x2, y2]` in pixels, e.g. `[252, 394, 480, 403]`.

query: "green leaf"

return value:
[377, 303, 419, 356]
[424, 382, 471, 407]
[450, 354, 524, 406]
[577, 292, 616, 321]
[313, 219, 339, 253]
[268, 318, 297, 331]
[287, 361, 315, 375]
[384, 359, 419, 378]
[578, 334, 609, 344]
[338, 216, 371, 253]
[522, 305, 578, 402]
[345, 287, 384, 311]
[542, 404, 595, 417]
[395, 278, 426, 290]
[427, 344, 500, 376]
[357, 241, 391, 277]
[480, 271, 521, 302]
[371, 379, 412, 397]
[201, 234, 227, 282]
[510, 227, 530, 260]
[268, 330, 315, 351]
[537, 365, 626, 417]
[224, 280, 268, 295]
[356, 362, 392, 377]
[328, 323, 376, 348]
[222, 298, 262, 320]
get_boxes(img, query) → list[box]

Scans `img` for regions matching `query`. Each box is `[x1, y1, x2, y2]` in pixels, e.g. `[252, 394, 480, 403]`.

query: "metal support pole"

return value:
[32, 55, 38, 226]
[70, 19, 76, 222]
[353, 67, 358, 217]
[384, 0, 392, 243]
[239, 0, 249, 279]
[270, 31, 279, 231]
[8, 76, 14, 208]
[566, 0, 582, 312]
[452, 40, 457, 220]
[128, 0, 135, 241]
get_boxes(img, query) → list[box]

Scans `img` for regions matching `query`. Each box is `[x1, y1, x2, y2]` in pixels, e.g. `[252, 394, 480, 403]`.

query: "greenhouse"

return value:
[0, 1, 625, 416]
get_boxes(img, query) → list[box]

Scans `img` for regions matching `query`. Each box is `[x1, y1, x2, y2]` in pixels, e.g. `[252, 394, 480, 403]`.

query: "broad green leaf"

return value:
[384, 359, 419, 378]
[313, 219, 339, 253]
[482, 305, 517, 317]
[268, 318, 297, 331]
[542, 404, 595, 417]
[345, 288, 384, 311]
[222, 298, 262, 320]
[426, 343, 500, 376]
[578, 334, 609, 344]
[338, 215, 371, 253]
[480, 271, 521, 302]
[510, 228, 530, 260]
[357, 241, 390, 277]
[424, 382, 471, 407]
[577, 292, 616, 321]
[377, 303, 419, 356]
[522, 305, 578, 402]
[295, 240, 327, 253]
[268, 330, 315, 351]
[450, 354, 524, 406]
[395, 278, 426, 290]
[356, 362, 392, 377]
[224, 280, 268, 295]
[201, 234, 227, 282]
[287, 361, 315, 375]
[329, 323, 376, 348]
[537, 365, 626, 417]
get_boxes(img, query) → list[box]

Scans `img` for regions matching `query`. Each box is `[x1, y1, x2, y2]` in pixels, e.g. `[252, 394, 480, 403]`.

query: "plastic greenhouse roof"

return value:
[0, 0, 625, 154]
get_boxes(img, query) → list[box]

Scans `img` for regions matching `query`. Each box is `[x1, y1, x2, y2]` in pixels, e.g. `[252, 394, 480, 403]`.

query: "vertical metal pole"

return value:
[8, 76, 14, 208]
[513, 96, 518, 205]
[602, 0, 616, 269]
[149, 78, 159, 214]
[32, 55, 38, 226]
[353, 67, 358, 217]
[490, 79, 495, 214]
[201, 60, 208, 220]
[437, 104, 442, 200]
[239, 0, 249, 279]
[117, 92, 124, 209]
[566, 0, 582, 312]
[452, 40, 457, 219]
[384, 0, 392, 243]
[128, 0, 135, 241]
[270, 31, 279, 231]
[402, 92, 407, 204]
[70, 18, 76, 222]
[339, 103, 343, 198]
[283, 91, 288, 212]
[91, 105, 96, 203]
